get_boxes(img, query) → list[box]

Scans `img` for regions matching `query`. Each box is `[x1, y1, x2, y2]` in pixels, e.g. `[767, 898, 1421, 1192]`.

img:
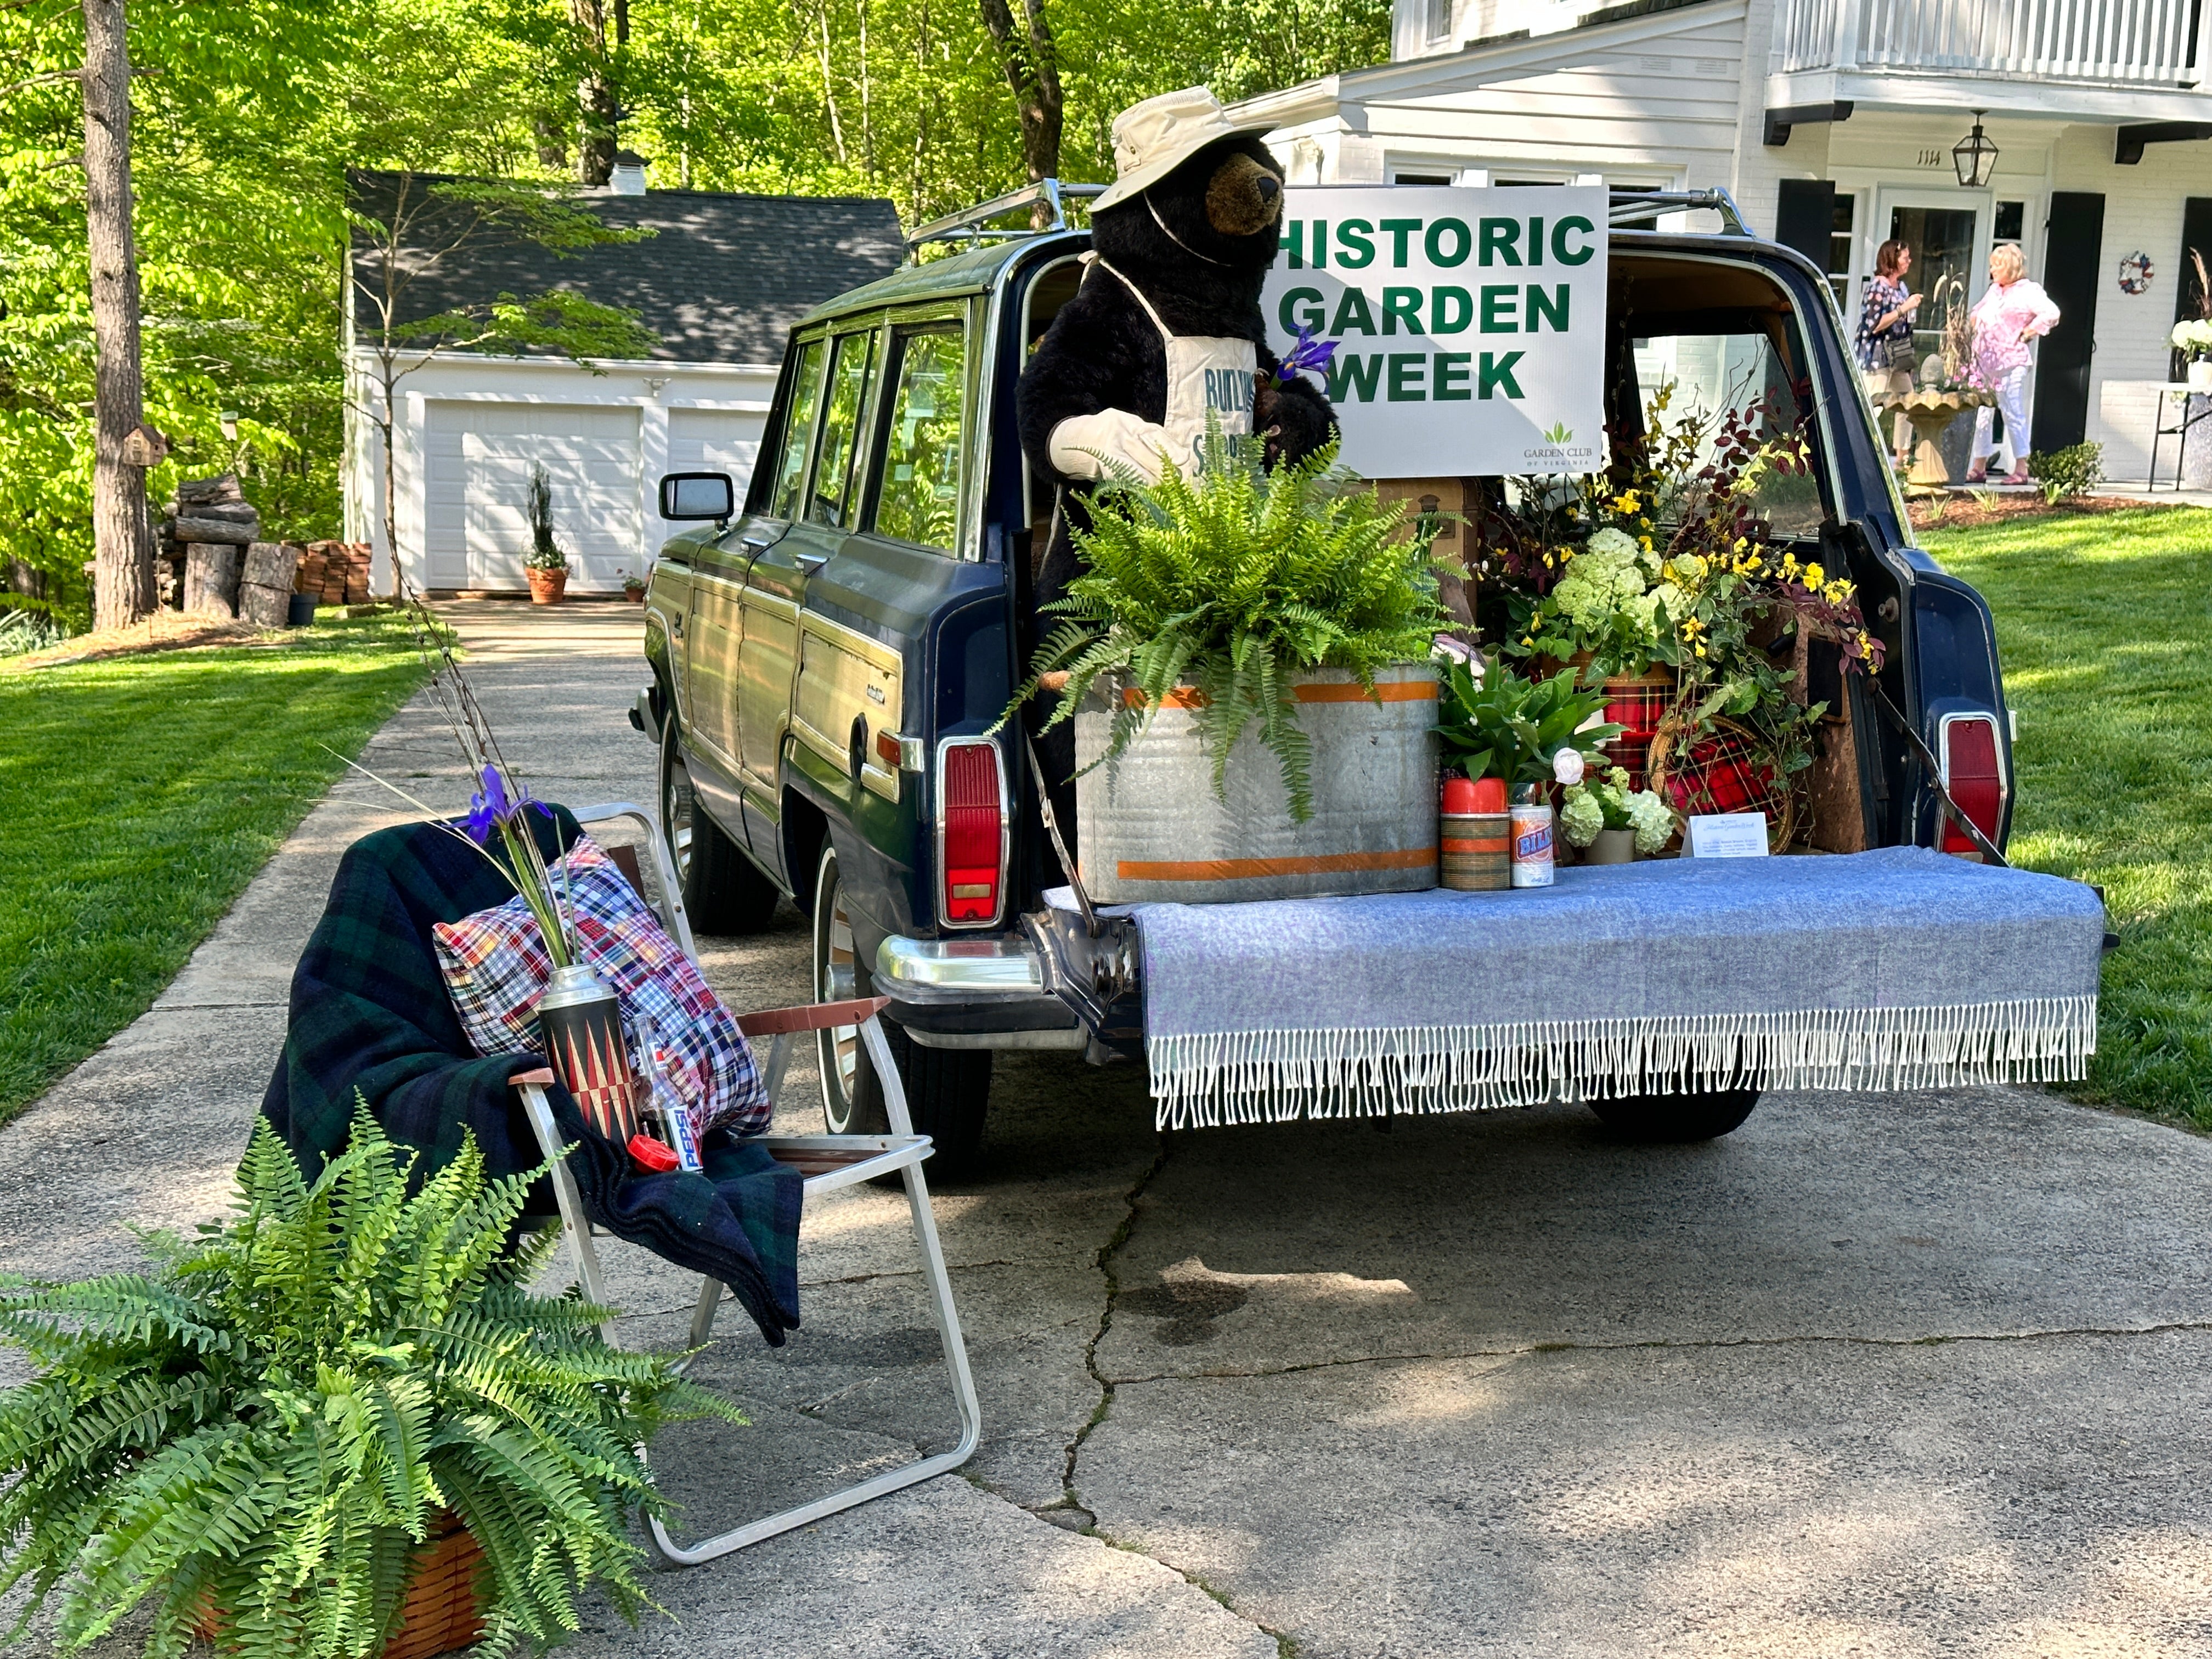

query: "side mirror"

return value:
[659, 472, 734, 521]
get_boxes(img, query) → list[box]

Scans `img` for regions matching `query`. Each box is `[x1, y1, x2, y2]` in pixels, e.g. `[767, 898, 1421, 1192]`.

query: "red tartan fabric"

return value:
[1600, 678, 1672, 784]
[1660, 724, 1783, 822]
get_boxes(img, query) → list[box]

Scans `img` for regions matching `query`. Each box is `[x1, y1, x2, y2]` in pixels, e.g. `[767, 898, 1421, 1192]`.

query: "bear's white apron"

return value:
[1044, 254, 1257, 484]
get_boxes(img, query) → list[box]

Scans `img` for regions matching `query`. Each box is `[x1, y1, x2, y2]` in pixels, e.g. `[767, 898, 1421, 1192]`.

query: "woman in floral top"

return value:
[1966, 242, 2062, 485]
[1855, 240, 1919, 467]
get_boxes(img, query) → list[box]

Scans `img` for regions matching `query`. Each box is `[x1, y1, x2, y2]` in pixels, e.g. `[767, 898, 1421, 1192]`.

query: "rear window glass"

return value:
[1628, 329, 1823, 534]
[769, 340, 825, 522]
[871, 328, 966, 552]
[810, 330, 878, 529]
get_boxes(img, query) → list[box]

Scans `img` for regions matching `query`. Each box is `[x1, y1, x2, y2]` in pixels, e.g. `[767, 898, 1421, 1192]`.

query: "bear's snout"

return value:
[1205, 153, 1285, 238]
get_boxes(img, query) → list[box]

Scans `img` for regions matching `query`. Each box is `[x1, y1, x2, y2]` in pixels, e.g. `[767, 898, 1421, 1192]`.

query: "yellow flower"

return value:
[1660, 561, 1675, 580]
[1731, 537, 1748, 553]
[1804, 561, 1825, 587]
[1694, 643, 1707, 658]
[1639, 535, 1654, 552]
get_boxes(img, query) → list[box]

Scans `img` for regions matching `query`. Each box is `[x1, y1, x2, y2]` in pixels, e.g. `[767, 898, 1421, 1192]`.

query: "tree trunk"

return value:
[81, 0, 156, 631]
[569, 0, 617, 185]
[977, 0, 1061, 219]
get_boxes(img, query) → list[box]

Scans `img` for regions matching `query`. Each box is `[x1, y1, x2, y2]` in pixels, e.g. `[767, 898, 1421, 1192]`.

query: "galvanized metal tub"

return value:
[1074, 663, 1440, 905]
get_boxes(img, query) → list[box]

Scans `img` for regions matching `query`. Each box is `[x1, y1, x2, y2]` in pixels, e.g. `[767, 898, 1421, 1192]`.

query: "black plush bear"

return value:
[1017, 129, 1338, 622]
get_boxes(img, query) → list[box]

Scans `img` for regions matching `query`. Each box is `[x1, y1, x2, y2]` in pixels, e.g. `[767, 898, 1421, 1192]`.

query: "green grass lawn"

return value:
[0, 615, 432, 1122]
[1923, 506, 2212, 1128]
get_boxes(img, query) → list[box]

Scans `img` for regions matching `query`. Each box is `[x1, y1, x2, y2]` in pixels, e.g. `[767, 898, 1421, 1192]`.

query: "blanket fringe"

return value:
[1146, 997, 2098, 1131]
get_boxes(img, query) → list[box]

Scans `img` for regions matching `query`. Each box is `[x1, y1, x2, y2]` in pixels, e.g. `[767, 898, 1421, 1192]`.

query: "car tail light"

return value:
[937, 739, 1008, 928]
[1939, 712, 2006, 857]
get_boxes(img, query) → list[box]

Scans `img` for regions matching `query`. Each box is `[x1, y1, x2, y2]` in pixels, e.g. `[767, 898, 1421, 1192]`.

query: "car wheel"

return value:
[1587, 1087, 1761, 1143]
[660, 716, 780, 935]
[811, 840, 992, 1173]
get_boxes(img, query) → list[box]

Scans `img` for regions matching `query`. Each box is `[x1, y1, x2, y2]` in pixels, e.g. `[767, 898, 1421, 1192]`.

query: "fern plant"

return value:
[0, 1107, 741, 1659]
[1011, 420, 1444, 822]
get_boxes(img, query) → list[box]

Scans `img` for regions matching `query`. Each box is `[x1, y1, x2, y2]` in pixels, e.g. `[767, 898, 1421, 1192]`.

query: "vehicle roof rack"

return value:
[905, 178, 1106, 256]
[1607, 188, 1750, 236]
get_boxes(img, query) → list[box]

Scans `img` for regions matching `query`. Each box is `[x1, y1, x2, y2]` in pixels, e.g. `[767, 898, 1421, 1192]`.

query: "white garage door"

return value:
[423, 403, 641, 590]
[667, 407, 764, 501]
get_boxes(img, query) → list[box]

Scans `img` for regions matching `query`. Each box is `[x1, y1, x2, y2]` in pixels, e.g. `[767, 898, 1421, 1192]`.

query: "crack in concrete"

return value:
[1098, 1316, 2212, 1388]
[1059, 1135, 1171, 1519]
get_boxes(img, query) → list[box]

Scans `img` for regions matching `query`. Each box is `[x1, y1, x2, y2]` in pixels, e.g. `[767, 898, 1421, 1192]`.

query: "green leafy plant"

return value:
[524, 464, 567, 572]
[1011, 421, 1444, 822]
[1434, 658, 1620, 791]
[2025, 442, 2105, 506]
[0, 1107, 740, 1659]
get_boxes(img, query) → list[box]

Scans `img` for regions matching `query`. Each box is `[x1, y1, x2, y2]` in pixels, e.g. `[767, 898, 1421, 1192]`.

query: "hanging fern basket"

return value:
[193, 1514, 484, 1659]
[1074, 663, 1441, 904]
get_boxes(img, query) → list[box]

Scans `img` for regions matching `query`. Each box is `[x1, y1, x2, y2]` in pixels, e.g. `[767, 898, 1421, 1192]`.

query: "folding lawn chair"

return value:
[510, 803, 980, 1567]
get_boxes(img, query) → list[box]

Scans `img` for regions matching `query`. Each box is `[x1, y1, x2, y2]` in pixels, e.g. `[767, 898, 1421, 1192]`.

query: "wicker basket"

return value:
[1646, 715, 1798, 851]
[195, 1511, 484, 1659]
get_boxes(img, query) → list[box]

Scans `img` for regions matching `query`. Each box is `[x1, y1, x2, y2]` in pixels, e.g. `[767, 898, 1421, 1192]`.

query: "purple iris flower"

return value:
[1277, 323, 1338, 383]
[462, 765, 511, 844]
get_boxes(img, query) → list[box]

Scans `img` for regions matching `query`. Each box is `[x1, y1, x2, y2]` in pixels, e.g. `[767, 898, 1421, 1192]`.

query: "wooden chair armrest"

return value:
[737, 996, 891, 1037]
[512, 1067, 556, 1087]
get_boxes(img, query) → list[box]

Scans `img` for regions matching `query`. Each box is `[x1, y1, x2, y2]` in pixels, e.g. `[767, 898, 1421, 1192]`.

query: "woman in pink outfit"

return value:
[1965, 242, 2061, 485]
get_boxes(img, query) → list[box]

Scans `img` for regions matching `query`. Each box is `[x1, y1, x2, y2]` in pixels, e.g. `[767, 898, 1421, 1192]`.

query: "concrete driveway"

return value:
[7, 599, 2211, 1657]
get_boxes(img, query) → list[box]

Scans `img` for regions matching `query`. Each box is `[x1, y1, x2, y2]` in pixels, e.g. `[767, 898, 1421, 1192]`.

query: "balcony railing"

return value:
[1773, 0, 2205, 86]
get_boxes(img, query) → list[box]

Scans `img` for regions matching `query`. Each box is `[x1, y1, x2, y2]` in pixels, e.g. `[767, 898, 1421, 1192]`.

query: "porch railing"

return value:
[1772, 0, 2205, 86]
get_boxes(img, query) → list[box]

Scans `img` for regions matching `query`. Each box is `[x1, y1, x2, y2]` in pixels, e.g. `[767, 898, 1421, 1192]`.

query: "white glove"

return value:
[1047, 409, 1176, 485]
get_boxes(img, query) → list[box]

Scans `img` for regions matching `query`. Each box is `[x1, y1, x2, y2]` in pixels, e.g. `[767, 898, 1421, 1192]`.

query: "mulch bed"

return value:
[7, 612, 268, 670]
[1906, 493, 2174, 532]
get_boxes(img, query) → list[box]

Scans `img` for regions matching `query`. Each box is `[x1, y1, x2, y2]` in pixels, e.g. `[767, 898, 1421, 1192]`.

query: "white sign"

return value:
[1261, 186, 1609, 479]
[1687, 814, 1771, 858]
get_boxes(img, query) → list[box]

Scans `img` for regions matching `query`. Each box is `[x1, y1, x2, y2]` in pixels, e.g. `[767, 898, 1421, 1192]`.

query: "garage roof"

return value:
[348, 170, 905, 366]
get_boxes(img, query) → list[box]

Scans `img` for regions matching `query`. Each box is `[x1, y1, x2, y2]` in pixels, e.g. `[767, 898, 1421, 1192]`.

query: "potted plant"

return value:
[524, 463, 567, 604]
[2172, 318, 2212, 394]
[619, 567, 648, 603]
[1011, 422, 1446, 904]
[1560, 765, 1678, 864]
[0, 1108, 738, 1659]
[1434, 658, 1619, 887]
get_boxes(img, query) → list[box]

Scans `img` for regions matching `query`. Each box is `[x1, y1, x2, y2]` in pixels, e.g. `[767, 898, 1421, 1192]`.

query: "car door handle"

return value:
[794, 549, 830, 574]
[740, 533, 776, 555]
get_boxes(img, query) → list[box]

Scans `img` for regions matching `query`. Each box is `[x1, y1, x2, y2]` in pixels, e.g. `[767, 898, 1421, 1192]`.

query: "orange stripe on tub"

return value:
[1112, 847, 1438, 882]
[1119, 680, 1438, 710]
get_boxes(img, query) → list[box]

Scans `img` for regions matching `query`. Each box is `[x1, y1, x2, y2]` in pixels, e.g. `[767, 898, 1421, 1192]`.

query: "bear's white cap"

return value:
[1091, 86, 1272, 216]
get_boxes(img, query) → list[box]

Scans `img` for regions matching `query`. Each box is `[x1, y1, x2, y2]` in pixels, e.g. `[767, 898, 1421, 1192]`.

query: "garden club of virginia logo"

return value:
[1523, 420, 1595, 469]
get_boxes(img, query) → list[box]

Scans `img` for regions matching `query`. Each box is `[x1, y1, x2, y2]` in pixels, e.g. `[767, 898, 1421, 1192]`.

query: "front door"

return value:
[736, 324, 883, 856]
[1880, 190, 1987, 376]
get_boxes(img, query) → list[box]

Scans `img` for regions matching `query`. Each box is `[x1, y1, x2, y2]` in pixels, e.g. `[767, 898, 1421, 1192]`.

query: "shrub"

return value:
[2026, 442, 2104, 505]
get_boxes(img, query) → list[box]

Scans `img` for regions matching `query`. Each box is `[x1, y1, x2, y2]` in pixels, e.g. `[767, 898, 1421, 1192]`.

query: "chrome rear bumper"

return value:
[873, 934, 1048, 1003]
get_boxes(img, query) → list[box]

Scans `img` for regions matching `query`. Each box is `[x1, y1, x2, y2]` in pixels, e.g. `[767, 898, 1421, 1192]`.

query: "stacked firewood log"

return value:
[294, 542, 374, 606]
[155, 473, 302, 626]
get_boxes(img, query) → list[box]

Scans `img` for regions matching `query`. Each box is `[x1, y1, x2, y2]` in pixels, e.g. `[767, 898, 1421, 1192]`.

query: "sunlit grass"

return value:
[1923, 506, 2212, 1127]
[0, 615, 430, 1121]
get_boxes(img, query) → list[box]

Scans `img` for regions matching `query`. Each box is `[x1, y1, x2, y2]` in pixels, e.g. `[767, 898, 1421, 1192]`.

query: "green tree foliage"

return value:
[0, 1105, 740, 1659]
[0, 0, 1388, 628]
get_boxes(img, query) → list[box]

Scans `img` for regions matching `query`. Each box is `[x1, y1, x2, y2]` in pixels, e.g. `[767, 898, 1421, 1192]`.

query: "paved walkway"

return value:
[8, 599, 2212, 1656]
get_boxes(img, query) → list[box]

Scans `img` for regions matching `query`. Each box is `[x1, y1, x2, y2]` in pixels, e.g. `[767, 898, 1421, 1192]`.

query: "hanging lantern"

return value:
[1953, 112, 1999, 189]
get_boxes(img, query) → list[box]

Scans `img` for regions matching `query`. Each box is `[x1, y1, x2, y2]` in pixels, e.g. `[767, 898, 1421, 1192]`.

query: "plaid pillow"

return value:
[432, 834, 770, 1140]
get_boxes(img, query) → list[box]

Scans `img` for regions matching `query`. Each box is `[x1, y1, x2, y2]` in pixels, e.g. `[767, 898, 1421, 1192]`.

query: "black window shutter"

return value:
[2032, 191, 2104, 453]
[1773, 179, 1837, 272]
[2172, 198, 2212, 382]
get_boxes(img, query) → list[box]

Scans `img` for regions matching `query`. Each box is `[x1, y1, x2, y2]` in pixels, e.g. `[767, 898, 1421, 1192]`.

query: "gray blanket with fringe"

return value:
[1127, 847, 2105, 1130]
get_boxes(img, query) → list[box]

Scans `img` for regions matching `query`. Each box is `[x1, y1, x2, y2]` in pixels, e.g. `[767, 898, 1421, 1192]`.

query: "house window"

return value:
[1424, 0, 1454, 44]
[870, 326, 966, 554]
[770, 338, 826, 523]
[1827, 194, 1855, 312]
[809, 329, 878, 529]
[1395, 172, 1454, 185]
[1994, 200, 2026, 243]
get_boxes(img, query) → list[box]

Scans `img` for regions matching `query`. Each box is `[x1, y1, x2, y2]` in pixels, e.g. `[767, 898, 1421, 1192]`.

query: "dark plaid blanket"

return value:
[260, 813, 801, 1345]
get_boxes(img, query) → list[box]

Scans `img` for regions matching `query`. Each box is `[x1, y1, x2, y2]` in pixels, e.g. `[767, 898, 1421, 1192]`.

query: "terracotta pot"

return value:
[198, 1511, 484, 1659]
[526, 567, 567, 605]
[624, 584, 647, 604]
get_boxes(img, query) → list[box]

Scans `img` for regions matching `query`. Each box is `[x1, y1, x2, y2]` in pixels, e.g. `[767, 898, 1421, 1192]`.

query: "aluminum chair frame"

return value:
[514, 802, 980, 1567]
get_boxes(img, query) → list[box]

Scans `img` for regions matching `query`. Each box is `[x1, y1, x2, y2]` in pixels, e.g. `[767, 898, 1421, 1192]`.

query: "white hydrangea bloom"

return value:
[1624, 789, 1677, 854]
[1560, 788, 1605, 847]
[1585, 526, 1640, 567]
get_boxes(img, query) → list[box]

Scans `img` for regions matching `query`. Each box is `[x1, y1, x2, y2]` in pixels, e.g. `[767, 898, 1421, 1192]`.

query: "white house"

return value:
[1230, 0, 2212, 482]
[343, 176, 904, 595]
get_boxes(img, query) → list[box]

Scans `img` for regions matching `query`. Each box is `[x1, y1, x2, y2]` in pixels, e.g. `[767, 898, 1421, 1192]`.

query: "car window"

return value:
[1629, 329, 1824, 534]
[870, 327, 966, 552]
[809, 330, 878, 529]
[769, 338, 826, 522]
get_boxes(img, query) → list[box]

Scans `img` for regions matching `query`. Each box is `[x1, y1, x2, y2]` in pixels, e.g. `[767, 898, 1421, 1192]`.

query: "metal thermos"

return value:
[537, 963, 640, 1142]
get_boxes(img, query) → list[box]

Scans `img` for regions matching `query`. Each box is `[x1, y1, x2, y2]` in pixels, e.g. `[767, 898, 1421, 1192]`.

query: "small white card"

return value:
[1687, 813, 1770, 858]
